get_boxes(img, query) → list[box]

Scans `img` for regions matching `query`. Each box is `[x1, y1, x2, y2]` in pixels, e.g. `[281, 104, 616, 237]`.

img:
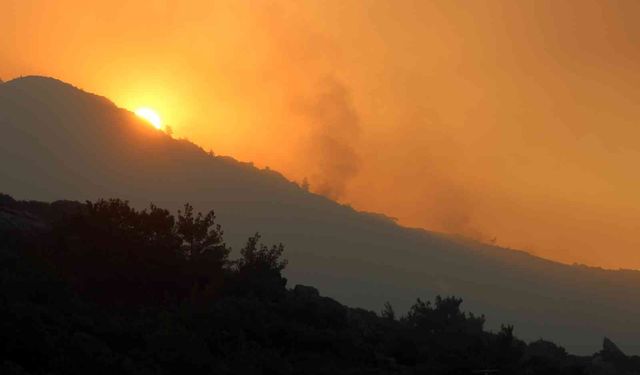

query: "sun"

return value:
[135, 107, 162, 129]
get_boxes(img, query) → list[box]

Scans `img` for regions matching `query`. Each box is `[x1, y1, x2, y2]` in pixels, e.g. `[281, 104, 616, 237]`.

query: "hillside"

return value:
[1, 76, 640, 354]
[1, 194, 636, 374]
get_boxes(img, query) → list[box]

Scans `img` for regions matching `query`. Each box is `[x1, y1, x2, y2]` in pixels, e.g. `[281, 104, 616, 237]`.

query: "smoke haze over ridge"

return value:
[5, 75, 640, 354]
[2, 0, 640, 269]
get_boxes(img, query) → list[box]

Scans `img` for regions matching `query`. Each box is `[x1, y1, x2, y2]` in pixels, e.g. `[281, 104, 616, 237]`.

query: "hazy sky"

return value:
[2, 0, 640, 269]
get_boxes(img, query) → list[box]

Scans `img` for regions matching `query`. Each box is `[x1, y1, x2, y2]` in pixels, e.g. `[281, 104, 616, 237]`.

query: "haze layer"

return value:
[2, 0, 639, 268]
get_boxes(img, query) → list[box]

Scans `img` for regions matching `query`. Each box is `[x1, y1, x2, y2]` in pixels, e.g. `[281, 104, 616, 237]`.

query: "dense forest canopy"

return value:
[0, 194, 637, 374]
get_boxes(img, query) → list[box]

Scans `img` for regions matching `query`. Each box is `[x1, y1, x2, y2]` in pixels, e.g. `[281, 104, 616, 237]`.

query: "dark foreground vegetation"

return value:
[0, 194, 637, 374]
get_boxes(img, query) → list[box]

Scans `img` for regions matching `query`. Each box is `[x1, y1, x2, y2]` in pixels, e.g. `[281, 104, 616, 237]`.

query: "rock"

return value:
[293, 284, 320, 298]
[602, 337, 626, 361]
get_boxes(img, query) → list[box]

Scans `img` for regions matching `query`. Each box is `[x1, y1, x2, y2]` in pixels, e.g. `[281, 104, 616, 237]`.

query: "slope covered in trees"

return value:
[2, 76, 640, 354]
[1, 194, 637, 374]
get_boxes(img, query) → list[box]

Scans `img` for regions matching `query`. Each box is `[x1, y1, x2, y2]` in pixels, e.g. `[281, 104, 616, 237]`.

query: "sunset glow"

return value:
[6, 0, 640, 362]
[2, 0, 640, 270]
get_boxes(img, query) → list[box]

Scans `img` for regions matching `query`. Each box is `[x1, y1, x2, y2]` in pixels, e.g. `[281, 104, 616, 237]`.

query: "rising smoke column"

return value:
[300, 77, 361, 200]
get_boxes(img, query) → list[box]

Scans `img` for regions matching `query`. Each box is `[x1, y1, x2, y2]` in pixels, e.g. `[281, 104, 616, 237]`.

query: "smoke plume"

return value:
[299, 78, 361, 200]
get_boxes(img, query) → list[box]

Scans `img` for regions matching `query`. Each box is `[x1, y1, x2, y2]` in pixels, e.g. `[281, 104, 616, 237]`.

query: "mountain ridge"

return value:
[2, 75, 639, 354]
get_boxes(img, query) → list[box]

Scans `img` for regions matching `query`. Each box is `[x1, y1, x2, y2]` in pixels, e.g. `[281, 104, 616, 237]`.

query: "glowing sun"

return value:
[135, 107, 162, 129]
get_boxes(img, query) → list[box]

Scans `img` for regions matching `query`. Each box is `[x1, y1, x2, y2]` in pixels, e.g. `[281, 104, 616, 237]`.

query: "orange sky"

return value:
[2, 0, 640, 269]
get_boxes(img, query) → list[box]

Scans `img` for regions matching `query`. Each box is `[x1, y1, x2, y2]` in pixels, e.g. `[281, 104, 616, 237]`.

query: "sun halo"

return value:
[135, 107, 162, 129]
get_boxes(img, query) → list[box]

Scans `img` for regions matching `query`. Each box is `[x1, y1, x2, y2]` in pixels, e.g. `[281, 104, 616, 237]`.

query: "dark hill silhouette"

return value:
[7, 195, 638, 374]
[1, 76, 639, 354]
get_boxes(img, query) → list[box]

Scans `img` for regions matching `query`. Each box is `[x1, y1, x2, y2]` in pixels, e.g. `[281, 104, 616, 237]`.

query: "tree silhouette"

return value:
[231, 233, 287, 298]
[177, 203, 229, 264]
[381, 301, 396, 320]
[237, 233, 287, 273]
[301, 177, 310, 191]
